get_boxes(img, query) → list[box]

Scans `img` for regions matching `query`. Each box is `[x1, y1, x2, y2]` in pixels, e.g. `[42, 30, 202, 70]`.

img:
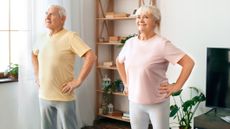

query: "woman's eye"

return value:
[143, 16, 148, 19]
[136, 15, 149, 19]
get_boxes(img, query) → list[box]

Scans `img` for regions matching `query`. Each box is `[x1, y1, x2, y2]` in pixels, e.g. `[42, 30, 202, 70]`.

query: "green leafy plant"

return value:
[101, 79, 123, 114]
[102, 80, 115, 104]
[103, 83, 115, 94]
[114, 79, 123, 92]
[101, 82, 115, 114]
[7, 63, 19, 79]
[120, 34, 137, 47]
[170, 87, 206, 129]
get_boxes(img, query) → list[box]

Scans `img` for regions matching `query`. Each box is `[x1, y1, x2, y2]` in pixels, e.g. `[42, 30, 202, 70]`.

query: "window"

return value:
[0, 0, 30, 72]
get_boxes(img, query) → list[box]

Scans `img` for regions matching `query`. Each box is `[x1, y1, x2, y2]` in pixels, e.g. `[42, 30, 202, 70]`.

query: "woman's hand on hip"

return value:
[159, 83, 181, 98]
[123, 86, 128, 95]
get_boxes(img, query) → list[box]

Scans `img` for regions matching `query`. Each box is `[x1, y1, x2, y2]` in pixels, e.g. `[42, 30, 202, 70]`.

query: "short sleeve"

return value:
[117, 40, 130, 63]
[32, 33, 47, 55]
[70, 33, 91, 57]
[164, 41, 185, 65]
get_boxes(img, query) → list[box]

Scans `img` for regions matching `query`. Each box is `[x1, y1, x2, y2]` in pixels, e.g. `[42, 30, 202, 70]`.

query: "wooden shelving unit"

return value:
[98, 114, 130, 122]
[97, 65, 117, 70]
[96, 17, 136, 20]
[95, 0, 136, 123]
[96, 42, 122, 46]
[96, 90, 127, 96]
[95, 0, 156, 123]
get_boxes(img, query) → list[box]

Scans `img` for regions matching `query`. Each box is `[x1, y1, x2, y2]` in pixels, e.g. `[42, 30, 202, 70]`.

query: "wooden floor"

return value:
[81, 118, 131, 129]
[81, 118, 153, 129]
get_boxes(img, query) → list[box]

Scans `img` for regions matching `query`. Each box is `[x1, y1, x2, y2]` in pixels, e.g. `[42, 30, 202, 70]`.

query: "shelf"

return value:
[97, 17, 135, 20]
[95, 0, 136, 123]
[0, 77, 18, 83]
[98, 114, 130, 122]
[97, 42, 123, 46]
[96, 90, 127, 96]
[97, 65, 117, 70]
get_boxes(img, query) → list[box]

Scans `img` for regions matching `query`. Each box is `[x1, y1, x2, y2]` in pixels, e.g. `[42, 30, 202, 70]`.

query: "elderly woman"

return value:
[116, 5, 195, 129]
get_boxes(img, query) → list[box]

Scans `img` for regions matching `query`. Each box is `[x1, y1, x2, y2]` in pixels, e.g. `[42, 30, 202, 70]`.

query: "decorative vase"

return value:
[102, 74, 111, 89]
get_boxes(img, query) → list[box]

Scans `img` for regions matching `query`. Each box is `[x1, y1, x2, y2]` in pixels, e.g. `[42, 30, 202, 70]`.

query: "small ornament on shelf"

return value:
[103, 61, 113, 67]
[99, 108, 103, 115]
[102, 74, 111, 90]
[101, 103, 108, 115]
[98, 37, 104, 42]
[114, 79, 124, 92]
[108, 103, 114, 114]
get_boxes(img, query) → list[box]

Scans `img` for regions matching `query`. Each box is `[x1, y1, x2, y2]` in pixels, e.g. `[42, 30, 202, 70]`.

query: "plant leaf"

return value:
[182, 100, 194, 112]
[170, 105, 179, 117]
[198, 93, 206, 101]
[120, 34, 137, 44]
[171, 89, 183, 96]
[189, 87, 199, 94]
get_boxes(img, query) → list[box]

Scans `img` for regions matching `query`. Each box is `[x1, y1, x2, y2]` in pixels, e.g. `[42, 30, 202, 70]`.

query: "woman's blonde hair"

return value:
[135, 5, 161, 28]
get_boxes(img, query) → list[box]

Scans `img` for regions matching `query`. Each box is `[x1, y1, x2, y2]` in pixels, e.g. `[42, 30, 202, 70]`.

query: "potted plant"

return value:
[170, 87, 206, 129]
[114, 79, 124, 92]
[6, 63, 19, 79]
[101, 77, 116, 114]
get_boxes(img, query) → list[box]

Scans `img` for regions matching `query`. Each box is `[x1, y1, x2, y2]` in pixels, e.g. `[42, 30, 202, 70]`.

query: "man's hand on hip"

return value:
[61, 79, 81, 94]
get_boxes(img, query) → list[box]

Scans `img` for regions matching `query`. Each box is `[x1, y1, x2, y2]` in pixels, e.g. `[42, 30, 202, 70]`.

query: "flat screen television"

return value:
[206, 47, 230, 109]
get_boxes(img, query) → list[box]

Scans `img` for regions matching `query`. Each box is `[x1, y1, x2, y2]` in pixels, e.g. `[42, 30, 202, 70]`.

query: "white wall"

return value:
[159, 0, 230, 126]
[160, 0, 230, 78]
[160, 0, 230, 103]
[0, 83, 19, 129]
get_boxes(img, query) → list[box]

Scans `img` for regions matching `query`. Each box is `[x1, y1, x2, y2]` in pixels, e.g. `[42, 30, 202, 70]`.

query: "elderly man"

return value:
[32, 5, 96, 129]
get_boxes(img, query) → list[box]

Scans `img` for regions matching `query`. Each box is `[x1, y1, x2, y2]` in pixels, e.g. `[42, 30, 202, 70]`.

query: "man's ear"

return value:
[61, 16, 66, 23]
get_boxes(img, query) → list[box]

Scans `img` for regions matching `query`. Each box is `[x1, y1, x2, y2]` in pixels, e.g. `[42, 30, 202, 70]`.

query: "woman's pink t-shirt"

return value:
[118, 35, 185, 104]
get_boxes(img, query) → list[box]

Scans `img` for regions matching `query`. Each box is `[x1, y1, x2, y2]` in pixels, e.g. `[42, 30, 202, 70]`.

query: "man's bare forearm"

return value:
[76, 50, 97, 84]
[32, 52, 39, 78]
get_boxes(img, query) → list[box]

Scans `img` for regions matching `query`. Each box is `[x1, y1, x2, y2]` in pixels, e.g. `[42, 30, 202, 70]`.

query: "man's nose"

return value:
[46, 14, 51, 19]
[45, 12, 51, 19]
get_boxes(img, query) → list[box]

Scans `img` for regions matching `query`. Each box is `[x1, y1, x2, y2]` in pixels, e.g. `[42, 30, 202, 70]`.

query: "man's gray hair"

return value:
[49, 4, 66, 17]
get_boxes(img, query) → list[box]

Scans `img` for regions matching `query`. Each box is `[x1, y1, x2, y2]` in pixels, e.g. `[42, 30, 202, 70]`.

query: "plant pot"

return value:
[9, 74, 18, 80]
[0, 72, 4, 78]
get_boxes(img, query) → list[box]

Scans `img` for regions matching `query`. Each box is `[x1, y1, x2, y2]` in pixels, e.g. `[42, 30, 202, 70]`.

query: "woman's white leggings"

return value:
[129, 99, 169, 129]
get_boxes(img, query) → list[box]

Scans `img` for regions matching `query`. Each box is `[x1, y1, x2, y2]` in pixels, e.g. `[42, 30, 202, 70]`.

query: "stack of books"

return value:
[105, 12, 130, 18]
[122, 112, 130, 120]
[111, 110, 123, 117]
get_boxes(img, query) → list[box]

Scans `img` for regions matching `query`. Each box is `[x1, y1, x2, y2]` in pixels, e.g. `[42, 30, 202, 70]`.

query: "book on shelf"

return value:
[122, 112, 130, 120]
[121, 116, 130, 120]
[111, 110, 123, 117]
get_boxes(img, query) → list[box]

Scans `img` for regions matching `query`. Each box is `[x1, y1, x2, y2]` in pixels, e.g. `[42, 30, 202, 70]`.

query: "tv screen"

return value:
[206, 47, 230, 108]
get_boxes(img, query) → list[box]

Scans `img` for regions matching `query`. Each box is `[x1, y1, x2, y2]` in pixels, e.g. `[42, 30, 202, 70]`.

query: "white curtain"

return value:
[17, 0, 40, 128]
[18, 0, 84, 129]
[72, 0, 96, 126]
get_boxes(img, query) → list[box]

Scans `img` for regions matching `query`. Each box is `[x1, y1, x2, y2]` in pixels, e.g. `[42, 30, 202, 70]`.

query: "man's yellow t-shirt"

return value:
[33, 29, 91, 101]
